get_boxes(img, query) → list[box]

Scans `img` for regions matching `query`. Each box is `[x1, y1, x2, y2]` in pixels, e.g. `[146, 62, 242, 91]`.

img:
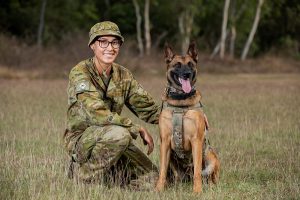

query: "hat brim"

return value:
[88, 30, 124, 46]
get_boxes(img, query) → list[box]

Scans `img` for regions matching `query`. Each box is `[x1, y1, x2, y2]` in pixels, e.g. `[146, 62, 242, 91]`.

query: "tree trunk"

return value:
[220, 0, 230, 59]
[179, 9, 194, 54]
[229, 0, 236, 58]
[132, 0, 144, 57]
[144, 0, 151, 55]
[210, 29, 228, 59]
[37, 0, 47, 47]
[229, 25, 236, 58]
[211, 0, 246, 59]
[241, 0, 264, 61]
[153, 31, 168, 49]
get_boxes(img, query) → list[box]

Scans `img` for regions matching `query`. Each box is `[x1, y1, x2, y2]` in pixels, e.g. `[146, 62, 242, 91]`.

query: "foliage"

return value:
[0, 0, 299, 57]
[257, 0, 300, 55]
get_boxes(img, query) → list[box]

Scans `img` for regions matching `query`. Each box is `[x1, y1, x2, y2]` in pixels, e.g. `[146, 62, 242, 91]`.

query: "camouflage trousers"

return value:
[67, 125, 158, 189]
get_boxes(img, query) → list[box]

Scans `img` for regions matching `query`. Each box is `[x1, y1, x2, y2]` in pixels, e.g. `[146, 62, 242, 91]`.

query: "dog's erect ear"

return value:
[164, 42, 175, 64]
[187, 41, 198, 63]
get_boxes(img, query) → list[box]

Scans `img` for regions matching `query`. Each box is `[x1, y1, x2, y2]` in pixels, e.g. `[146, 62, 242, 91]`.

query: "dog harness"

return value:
[162, 101, 207, 159]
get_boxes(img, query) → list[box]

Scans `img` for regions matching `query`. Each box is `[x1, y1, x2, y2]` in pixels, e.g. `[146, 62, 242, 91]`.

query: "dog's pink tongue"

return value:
[179, 78, 192, 93]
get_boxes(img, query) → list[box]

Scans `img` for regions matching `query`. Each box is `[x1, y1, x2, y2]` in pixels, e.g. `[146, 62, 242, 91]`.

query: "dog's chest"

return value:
[161, 102, 203, 159]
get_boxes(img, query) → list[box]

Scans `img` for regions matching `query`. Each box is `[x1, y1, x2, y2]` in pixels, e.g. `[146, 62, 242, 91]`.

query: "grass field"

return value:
[0, 74, 299, 200]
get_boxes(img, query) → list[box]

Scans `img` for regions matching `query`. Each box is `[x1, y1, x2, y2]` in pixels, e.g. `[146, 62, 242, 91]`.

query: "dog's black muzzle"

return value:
[170, 66, 195, 86]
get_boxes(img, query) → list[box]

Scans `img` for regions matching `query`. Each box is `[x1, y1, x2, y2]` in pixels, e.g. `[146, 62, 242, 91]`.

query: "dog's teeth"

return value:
[179, 78, 183, 84]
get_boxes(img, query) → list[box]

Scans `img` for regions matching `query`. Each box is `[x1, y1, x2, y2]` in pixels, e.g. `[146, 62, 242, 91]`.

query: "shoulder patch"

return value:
[75, 81, 90, 93]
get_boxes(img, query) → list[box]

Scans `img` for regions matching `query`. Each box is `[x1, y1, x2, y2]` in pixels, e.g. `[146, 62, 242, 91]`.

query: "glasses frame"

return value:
[97, 39, 122, 49]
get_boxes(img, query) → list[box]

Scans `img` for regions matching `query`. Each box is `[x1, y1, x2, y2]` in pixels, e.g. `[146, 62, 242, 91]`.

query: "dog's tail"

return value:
[202, 149, 220, 184]
[202, 148, 219, 177]
[202, 161, 215, 177]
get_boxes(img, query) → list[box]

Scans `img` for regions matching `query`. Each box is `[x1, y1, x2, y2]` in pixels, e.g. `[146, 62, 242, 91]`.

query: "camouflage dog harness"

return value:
[162, 101, 207, 159]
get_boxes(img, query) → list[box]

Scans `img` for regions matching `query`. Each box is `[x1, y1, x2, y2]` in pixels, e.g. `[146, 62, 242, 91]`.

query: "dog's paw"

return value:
[193, 183, 203, 193]
[155, 182, 165, 192]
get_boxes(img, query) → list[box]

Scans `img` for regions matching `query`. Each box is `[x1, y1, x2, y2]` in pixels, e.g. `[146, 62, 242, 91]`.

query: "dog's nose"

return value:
[183, 72, 191, 79]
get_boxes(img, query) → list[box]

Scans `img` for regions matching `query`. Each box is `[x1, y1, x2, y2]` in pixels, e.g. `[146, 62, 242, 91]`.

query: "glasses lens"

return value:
[112, 40, 121, 48]
[99, 40, 109, 48]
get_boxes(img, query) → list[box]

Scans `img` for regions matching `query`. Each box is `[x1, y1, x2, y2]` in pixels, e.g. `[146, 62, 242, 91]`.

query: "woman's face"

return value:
[90, 36, 121, 66]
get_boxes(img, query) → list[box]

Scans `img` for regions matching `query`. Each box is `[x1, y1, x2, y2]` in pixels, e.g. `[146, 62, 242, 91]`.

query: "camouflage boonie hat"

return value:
[88, 21, 124, 46]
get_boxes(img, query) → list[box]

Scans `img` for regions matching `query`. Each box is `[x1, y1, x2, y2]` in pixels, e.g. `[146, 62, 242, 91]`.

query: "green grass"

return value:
[0, 74, 299, 200]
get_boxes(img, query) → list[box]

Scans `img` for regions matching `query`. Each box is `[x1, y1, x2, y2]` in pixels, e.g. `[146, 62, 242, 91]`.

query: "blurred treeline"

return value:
[0, 0, 299, 77]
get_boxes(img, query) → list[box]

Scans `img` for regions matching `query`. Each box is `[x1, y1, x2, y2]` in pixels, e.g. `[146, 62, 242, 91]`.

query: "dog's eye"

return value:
[188, 62, 194, 67]
[175, 62, 181, 68]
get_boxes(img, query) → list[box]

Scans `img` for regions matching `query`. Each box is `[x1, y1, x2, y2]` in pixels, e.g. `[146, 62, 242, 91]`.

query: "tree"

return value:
[241, 0, 264, 60]
[144, 0, 151, 55]
[210, 0, 248, 59]
[0, 0, 298, 59]
[229, 0, 247, 58]
[178, 0, 204, 54]
[37, 0, 47, 47]
[229, 0, 237, 58]
[220, 0, 230, 59]
[132, 0, 144, 56]
[210, 30, 228, 59]
[179, 8, 194, 54]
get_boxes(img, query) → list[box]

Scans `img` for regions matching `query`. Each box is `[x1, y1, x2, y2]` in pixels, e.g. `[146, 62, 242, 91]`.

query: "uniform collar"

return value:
[85, 58, 121, 96]
[106, 63, 121, 97]
[92, 57, 112, 78]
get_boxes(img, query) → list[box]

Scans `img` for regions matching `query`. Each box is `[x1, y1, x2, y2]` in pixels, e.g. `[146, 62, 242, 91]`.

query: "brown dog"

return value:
[155, 42, 220, 193]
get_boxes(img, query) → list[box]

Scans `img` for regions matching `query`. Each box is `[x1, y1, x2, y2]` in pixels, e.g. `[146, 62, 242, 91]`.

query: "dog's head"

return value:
[164, 42, 198, 94]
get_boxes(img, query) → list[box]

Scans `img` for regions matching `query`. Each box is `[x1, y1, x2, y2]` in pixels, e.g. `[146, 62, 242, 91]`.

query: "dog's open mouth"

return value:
[179, 77, 192, 93]
[170, 71, 193, 94]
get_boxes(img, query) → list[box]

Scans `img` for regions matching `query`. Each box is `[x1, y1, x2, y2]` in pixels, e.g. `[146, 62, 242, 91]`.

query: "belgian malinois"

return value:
[156, 42, 220, 193]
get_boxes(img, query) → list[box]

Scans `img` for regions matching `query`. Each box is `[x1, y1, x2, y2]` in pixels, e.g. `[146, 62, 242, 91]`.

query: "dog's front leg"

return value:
[191, 139, 203, 193]
[155, 134, 171, 192]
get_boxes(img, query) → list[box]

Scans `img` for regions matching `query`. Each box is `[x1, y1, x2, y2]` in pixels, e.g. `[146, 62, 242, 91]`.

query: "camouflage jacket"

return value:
[66, 58, 160, 141]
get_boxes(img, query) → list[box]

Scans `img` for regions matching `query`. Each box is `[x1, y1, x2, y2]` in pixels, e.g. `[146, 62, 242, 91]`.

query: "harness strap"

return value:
[172, 108, 185, 158]
[162, 101, 203, 111]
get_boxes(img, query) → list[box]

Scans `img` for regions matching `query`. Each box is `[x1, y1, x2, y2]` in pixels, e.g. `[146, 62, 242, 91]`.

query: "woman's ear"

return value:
[90, 43, 95, 51]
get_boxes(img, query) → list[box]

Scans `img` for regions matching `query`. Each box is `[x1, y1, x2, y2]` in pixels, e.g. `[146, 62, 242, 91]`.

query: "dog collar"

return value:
[166, 86, 196, 100]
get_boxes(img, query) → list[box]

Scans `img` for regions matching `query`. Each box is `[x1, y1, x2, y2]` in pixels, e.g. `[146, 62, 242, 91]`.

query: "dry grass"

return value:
[0, 74, 299, 199]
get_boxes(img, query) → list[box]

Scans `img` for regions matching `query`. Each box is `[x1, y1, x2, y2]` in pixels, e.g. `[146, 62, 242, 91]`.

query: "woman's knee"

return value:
[83, 125, 132, 146]
[75, 125, 132, 162]
[102, 125, 132, 145]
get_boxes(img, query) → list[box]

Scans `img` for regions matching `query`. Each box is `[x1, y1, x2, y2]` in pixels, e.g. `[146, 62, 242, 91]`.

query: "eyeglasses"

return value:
[97, 39, 121, 49]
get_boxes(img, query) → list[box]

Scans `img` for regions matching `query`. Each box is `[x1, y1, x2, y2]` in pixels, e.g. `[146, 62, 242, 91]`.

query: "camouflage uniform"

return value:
[64, 58, 160, 187]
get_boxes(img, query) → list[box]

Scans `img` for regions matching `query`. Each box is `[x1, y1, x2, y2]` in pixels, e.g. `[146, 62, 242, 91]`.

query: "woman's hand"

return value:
[139, 126, 154, 155]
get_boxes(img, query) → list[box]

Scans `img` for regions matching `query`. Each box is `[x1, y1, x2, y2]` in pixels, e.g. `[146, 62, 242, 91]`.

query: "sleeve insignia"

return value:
[75, 81, 90, 93]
